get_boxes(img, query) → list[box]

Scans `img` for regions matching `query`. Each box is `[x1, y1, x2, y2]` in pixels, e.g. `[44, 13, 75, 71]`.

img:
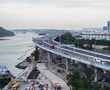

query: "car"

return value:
[25, 87, 30, 90]
[50, 45, 55, 49]
[54, 82, 62, 90]
[12, 82, 20, 90]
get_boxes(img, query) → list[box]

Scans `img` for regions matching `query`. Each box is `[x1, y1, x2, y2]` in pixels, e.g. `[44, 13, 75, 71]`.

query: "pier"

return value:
[3, 33, 110, 89]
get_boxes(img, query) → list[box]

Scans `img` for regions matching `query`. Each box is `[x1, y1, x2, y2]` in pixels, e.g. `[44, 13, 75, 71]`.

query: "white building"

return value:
[80, 28, 110, 40]
[107, 21, 110, 31]
[79, 21, 110, 40]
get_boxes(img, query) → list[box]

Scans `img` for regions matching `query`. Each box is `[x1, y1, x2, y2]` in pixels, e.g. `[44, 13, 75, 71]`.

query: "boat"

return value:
[39, 33, 46, 35]
[0, 65, 12, 89]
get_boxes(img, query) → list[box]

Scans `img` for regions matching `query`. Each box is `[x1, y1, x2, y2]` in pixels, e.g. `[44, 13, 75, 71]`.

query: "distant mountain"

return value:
[0, 27, 14, 37]
[13, 29, 69, 35]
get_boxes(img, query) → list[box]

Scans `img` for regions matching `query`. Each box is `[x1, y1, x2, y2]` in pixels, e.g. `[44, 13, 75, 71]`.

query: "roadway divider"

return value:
[33, 38, 110, 71]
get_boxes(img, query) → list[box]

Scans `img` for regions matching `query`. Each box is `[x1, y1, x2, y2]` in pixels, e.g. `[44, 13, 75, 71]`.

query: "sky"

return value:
[0, 0, 110, 30]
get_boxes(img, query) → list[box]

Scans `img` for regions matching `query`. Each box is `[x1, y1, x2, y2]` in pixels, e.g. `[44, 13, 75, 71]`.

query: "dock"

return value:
[3, 62, 69, 90]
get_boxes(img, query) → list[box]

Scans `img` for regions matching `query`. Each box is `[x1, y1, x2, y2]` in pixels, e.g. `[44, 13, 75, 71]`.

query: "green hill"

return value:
[0, 27, 14, 37]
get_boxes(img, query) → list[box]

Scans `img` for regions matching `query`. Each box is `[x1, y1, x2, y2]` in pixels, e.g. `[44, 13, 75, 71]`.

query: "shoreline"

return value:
[15, 55, 32, 69]
[15, 60, 29, 69]
[0, 39, 9, 40]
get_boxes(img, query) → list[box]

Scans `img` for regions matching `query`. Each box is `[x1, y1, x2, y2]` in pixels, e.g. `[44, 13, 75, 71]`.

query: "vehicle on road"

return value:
[50, 45, 55, 49]
[12, 82, 20, 90]
[54, 82, 62, 90]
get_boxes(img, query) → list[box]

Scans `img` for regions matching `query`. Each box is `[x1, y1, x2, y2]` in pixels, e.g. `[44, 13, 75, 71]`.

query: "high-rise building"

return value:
[107, 21, 110, 31]
[103, 26, 107, 30]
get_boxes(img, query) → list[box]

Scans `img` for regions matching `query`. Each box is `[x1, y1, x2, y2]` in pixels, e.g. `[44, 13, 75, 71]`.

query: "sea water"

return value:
[0, 32, 38, 76]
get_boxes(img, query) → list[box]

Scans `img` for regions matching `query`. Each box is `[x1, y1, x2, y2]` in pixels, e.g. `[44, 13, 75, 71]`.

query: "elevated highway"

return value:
[33, 36, 110, 71]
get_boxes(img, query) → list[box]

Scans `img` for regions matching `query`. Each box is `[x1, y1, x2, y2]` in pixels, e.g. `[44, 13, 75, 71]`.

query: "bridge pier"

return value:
[39, 49, 48, 62]
[78, 63, 87, 71]
[48, 52, 52, 65]
[103, 70, 107, 74]
[66, 58, 69, 73]
[94, 68, 98, 82]
[74, 60, 78, 64]
[66, 58, 72, 74]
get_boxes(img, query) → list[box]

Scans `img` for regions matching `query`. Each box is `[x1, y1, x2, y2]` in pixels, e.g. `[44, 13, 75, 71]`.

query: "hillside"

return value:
[0, 27, 14, 37]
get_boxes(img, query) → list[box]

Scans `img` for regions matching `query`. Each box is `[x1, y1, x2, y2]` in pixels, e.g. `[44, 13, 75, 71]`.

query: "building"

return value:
[79, 28, 110, 40]
[79, 21, 110, 40]
[107, 21, 110, 31]
[103, 26, 108, 30]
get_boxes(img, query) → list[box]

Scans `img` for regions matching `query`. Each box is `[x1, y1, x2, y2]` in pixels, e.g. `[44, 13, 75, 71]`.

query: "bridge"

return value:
[33, 35, 110, 72]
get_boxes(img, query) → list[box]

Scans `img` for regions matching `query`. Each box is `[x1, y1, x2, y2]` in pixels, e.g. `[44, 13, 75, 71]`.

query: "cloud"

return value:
[0, 0, 110, 29]
[0, 0, 110, 8]
[55, 0, 110, 8]
[0, 3, 110, 29]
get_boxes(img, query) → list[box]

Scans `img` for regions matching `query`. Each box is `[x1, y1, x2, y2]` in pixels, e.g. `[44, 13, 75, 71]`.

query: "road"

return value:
[50, 40, 110, 61]
[37, 63, 70, 90]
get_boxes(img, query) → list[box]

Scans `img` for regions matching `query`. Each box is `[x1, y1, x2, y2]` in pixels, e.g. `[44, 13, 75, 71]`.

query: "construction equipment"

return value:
[8, 81, 13, 89]
[54, 82, 62, 90]
[12, 82, 20, 90]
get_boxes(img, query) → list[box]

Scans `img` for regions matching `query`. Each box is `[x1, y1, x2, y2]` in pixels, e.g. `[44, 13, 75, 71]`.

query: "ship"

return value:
[0, 65, 13, 89]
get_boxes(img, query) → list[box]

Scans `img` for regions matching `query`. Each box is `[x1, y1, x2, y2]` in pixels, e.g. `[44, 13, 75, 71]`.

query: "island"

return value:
[0, 27, 14, 37]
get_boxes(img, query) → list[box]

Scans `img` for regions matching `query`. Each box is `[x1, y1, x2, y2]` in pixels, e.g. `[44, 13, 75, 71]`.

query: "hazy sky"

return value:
[0, 0, 110, 30]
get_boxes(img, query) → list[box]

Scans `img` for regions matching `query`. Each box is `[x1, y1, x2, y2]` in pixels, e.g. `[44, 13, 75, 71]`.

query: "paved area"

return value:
[16, 64, 33, 81]
[3, 63, 69, 90]
[37, 63, 70, 90]
[3, 72, 54, 90]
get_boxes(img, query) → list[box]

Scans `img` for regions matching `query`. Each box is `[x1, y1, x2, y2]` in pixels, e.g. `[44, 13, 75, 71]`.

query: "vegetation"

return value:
[66, 69, 106, 90]
[56, 33, 109, 89]
[31, 47, 39, 61]
[66, 70, 85, 90]
[55, 32, 75, 44]
[99, 88, 104, 90]
[55, 32, 110, 50]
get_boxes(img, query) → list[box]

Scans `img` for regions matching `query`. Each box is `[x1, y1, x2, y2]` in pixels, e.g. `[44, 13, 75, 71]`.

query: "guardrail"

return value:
[33, 38, 110, 71]
[52, 39, 110, 60]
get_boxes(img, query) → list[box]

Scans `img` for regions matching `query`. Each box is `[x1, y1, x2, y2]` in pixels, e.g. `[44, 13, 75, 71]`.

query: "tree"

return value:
[32, 47, 39, 61]
[74, 39, 85, 48]
[66, 70, 84, 90]
[99, 88, 104, 90]
[55, 32, 75, 44]
[89, 39, 95, 49]
[83, 68, 94, 88]
[84, 68, 94, 81]
[55, 36, 60, 42]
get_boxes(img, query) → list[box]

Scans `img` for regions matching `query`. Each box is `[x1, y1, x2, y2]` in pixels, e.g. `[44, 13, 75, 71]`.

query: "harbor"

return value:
[0, 33, 37, 89]
[1, 0, 110, 89]
[0, 65, 12, 89]
[1, 33, 69, 90]
[3, 55, 69, 90]
[1, 32, 110, 90]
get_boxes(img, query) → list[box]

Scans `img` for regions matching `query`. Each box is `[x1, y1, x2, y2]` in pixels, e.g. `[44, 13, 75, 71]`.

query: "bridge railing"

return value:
[52, 38, 110, 60]
[33, 38, 110, 71]
[36, 40, 95, 62]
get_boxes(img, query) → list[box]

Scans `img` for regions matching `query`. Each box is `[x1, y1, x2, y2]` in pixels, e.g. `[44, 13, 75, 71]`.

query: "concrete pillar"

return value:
[94, 68, 98, 82]
[66, 58, 69, 72]
[78, 63, 85, 71]
[48, 52, 51, 65]
[30, 56, 36, 68]
[103, 70, 107, 74]
[75, 60, 78, 64]
[66, 58, 71, 73]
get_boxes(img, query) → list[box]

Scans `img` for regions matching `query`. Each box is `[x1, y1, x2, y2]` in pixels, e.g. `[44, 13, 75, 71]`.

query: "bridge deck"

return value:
[33, 38, 110, 71]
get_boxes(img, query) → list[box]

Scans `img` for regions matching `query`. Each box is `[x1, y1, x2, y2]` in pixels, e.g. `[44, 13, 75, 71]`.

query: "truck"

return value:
[8, 81, 13, 89]
[88, 57, 94, 61]
[54, 82, 62, 90]
[12, 82, 20, 90]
